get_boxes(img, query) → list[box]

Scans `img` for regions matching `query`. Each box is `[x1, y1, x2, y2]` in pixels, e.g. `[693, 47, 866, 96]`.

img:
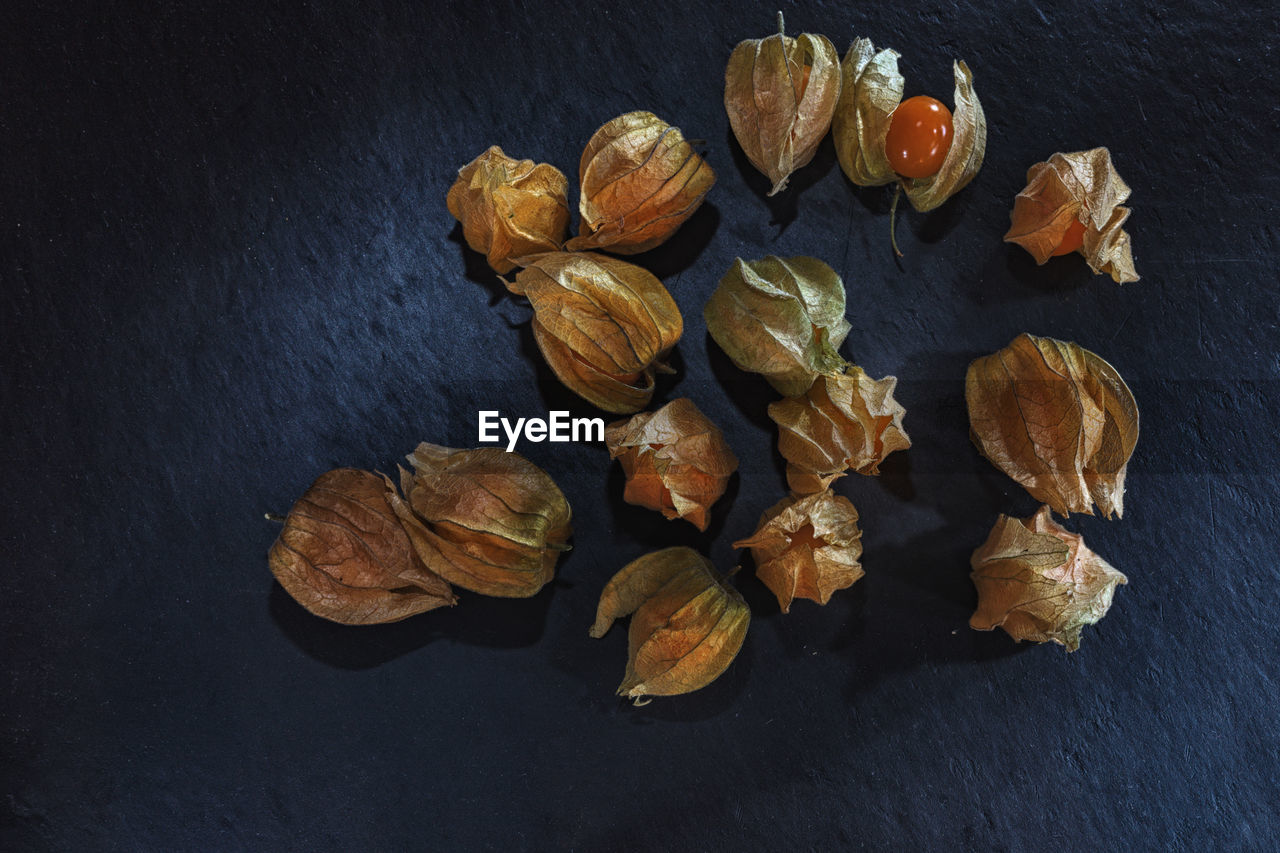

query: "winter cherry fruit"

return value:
[1051, 219, 1086, 256]
[884, 96, 954, 179]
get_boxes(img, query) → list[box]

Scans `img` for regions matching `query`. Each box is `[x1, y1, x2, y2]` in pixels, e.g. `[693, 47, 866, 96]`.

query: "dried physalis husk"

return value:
[564, 111, 715, 255]
[446, 145, 569, 274]
[733, 490, 863, 613]
[392, 443, 572, 598]
[724, 12, 841, 195]
[966, 333, 1139, 518]
[832, 38, 901, 187]
[769, 365, 911, 494]
[1004, 148, 1139, 284]
[506, 252, 683, 414]
[970, 506, 1127, 651]
[590, 547, 749, 703]
[832, 38, 986, 212]
[269, 469, 456, 624]
[605, 398, 739, 532]
[704, 255, 850, 396]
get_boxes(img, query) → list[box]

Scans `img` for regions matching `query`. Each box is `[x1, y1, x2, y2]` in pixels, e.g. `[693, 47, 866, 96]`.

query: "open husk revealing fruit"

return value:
[832, 37, 986, 212]
[724, 12, 841, 195]
[506, 252, 683, 413]
[769, 365, 911, 494]
[565, 111, 715, 254]
[269, 469, 456, 624]
[446, 145, 569, 274]
[733, 489, 863, 613]
[393, 443, 572, 598]
[703, 255, 850, 396]
[590, 547, 749, 704]
[970, 506, 1127, 651]
[966, 333, 1138, 518]
[605, 397, 739, 532]
[1004, 147, 1139, 284]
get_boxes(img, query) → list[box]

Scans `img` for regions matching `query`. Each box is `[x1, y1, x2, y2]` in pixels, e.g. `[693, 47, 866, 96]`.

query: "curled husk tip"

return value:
[1004, 147, 1139, 284]
[566, 110, 715, 255]
[507, 252, 683, 413]
[590, 547, 749, 703]
[733, 489, 863, 612]
[966, 333, 1138, 518]
[394, 443, 572, 598]
[832, 38, 986, 211]
[605, 398, 739, 532]
[769, 365, 911, 494]
[268, 468, 456, 624]
[724, 12, 842, 195]
[704, 254, 850, 396]
[970, 506, 1127, 651]
[446, 145, 569, 274]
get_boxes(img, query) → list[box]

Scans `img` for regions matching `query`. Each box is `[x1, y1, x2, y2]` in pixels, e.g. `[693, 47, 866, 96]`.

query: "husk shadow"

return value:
[623, 201, 721, 281]
[269, 577, 557, 670]
[705, 331, 778, 435]
[725, 127, 838, 233]
[979, 240, 1094, 304]
[912, 185, 971, 244]
[447, 223, 508, 306]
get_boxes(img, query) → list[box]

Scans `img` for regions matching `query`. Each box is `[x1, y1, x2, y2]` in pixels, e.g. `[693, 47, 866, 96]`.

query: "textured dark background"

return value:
[3, 0, 1278, 849]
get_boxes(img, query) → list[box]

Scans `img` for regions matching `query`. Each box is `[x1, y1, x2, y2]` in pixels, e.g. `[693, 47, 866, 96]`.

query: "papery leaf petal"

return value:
[966, 334, 1139, 518]
[605, 398, 739, 531]
[268, 469, 456, 624]
[970, 506, 1127, 651]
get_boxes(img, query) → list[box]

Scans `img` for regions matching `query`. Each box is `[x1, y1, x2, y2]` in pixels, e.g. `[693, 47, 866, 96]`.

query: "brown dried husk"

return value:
[506, 252, 683, 414]
[724, 13, 841, 195]
[966, 333, 1139, 519]
[605, 398, 739, 532]
[1004, 147, 1139, 284]
[565, 111, 715, 255]
[703, 255, 850, 397]
[589, 546, 749, 703]
[733, 489, 863, 613]
[832, 38, 986, 212]
[769, 365, 911, 494]
[268, 469, 456, 624]
[445, 145, 569, 274]
[970, 506, 1127, 651]
[392, 443, 572, 598]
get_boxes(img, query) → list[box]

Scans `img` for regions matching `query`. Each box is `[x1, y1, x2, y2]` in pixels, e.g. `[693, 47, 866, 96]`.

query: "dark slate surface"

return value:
[3, 1, 1277, 849]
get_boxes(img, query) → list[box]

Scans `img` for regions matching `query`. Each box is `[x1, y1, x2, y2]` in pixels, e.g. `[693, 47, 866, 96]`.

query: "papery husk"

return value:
[832, 38, 902, 187]
[506, 252, 683, 414]
[565, 111, 715, 255]
[704, 255, 850, 397]
[733, 489, 863, 613]
[605, 398, 739, 532]
[832, 38, 986, 212]
[269, 469, 456, 624]
[970, 506, 1127, 651]
[1004, 148, 1139, 284]
[966, 333, 1139, 519]
[769, 365, 911, 494]
[446, 145, 569, 274]
[902, 60, 986, 212]
[724, 12, 842, 195]
[392, 443, 572, 598]
[590, 546, 749, 703]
